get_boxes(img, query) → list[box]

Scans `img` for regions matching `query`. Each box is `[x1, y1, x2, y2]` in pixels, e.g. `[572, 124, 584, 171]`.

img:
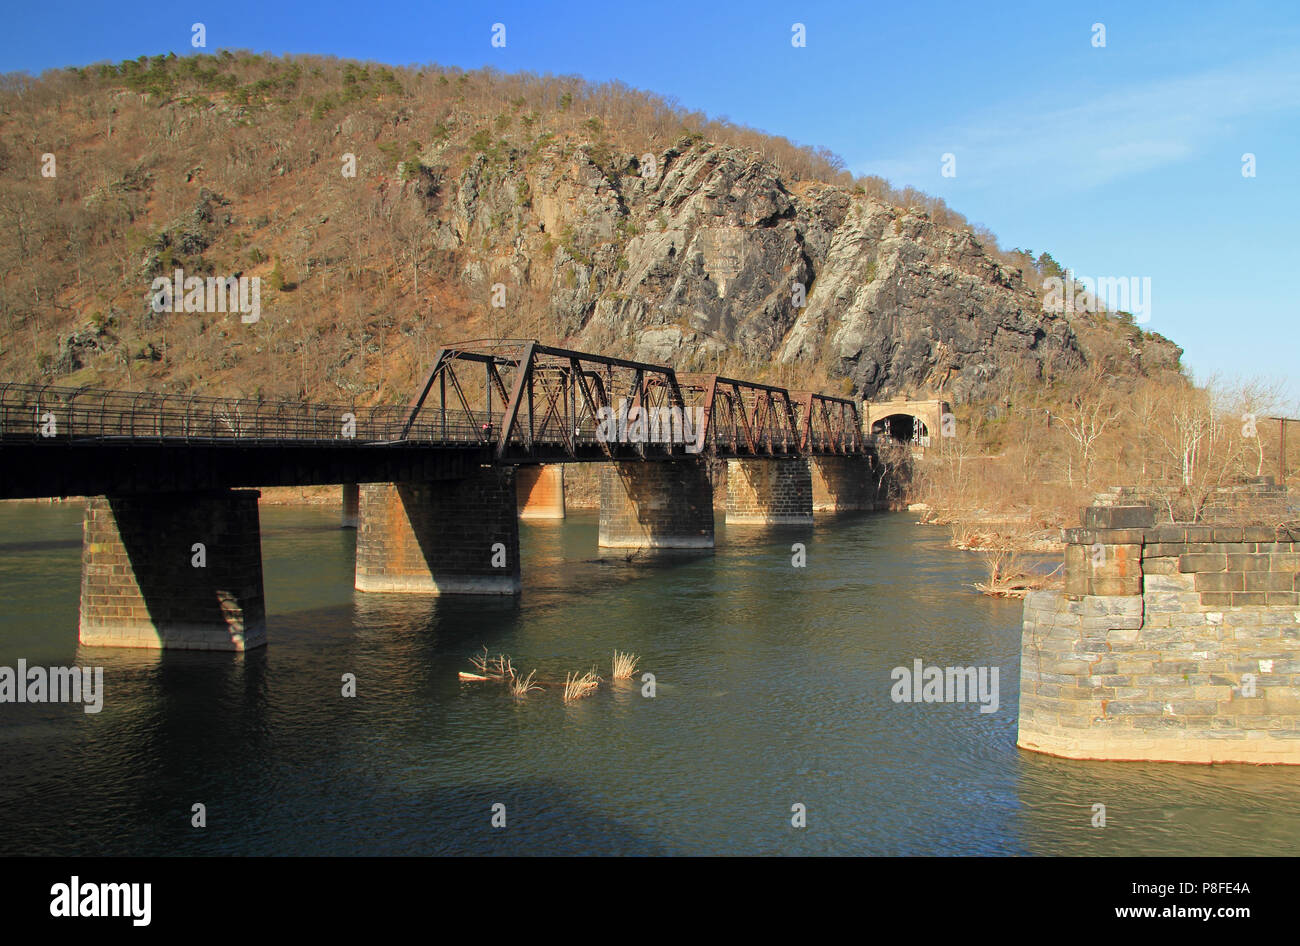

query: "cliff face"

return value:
[444, 137, 1118, 402]
[2, 59, 1183, 404]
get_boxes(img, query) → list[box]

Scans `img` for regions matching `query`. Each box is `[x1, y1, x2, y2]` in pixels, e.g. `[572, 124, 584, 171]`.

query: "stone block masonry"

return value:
[1091, 479, 1290, 524]
[355, 466, 521, 594]
[566, 460, 729, 511]
[809, 456, 874, 512]
[1018, 503, 1300, 764]
[79, 491, 266, 651]
[598, 461, 714, 548]
[341, 483, 359, 529]
[516, 464, 565, 519]
[726, 458, 813, 525]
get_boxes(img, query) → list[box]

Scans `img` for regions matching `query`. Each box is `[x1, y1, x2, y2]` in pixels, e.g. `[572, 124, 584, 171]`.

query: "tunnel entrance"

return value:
[871, 413, 929, 446]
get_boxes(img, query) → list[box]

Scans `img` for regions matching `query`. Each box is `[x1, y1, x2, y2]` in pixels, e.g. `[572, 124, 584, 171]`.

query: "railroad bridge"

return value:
[0, 340, 877, 651]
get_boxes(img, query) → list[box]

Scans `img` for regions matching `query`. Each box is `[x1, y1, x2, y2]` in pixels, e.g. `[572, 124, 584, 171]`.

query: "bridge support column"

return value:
[355, 467, 521, 594]
[78, 491, 267, 651]
[598, 461, 714, 549]
[809, 456, 872, 512]
[341, 483, 360, 529]
[726, 459, 813, 525]
[516, 464, 565, 520]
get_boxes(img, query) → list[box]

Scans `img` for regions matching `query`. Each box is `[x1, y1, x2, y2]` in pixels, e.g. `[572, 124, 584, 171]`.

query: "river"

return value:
[0, 502, 1295, 855]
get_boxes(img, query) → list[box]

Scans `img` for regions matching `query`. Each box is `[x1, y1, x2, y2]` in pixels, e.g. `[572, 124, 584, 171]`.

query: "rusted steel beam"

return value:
[572, 361, 612, 457]
[496, 341, 537, 459]
[792, 391, 861, 455]
[2, 342, 866, 462]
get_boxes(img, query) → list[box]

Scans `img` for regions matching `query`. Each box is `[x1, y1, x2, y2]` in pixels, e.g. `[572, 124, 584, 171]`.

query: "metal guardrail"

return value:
[0, 379, 866, 455]
[0, 382, 483, 446]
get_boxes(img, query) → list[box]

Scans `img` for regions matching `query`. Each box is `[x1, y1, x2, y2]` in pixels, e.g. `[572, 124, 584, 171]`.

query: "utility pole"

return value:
[1281, 417, 1290, 483]
[1268, 416, 1296, 483]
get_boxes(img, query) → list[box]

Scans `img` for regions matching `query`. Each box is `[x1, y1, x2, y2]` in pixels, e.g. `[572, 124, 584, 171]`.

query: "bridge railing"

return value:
[0, 382, 494, 446]
[1, 354, 871, 458]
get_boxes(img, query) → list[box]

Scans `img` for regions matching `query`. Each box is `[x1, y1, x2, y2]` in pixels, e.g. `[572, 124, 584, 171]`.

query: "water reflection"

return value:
[0, 501, 1296, 855]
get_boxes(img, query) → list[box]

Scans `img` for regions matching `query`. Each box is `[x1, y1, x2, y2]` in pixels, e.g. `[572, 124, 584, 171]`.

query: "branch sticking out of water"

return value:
[469, 647, 515, 679]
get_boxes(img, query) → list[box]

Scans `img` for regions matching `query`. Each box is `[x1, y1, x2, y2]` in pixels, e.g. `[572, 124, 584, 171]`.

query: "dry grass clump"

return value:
[971, 527, 1063, 597]
[464, 649, 544, 698]
[562, 669, 600, 703]
[611, 650, 639, 680]
[463, 647, 647, 701]
[973, 552, 1061, 597]
[508, 669, 542, 698]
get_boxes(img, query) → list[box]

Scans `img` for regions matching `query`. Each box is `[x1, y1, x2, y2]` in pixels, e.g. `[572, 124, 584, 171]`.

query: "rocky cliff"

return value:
[437, 136, 1175, 402]
[0, 56, 1183, 404]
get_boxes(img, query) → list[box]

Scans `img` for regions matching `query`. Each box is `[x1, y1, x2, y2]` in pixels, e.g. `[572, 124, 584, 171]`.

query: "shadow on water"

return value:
[2, 502, 1299, 854]
[1011, 748, 1300, 856]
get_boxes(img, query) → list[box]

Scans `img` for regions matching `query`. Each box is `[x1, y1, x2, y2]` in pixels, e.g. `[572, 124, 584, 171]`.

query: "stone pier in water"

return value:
[79, 490, 267, 651]
[355, 466, 521, 594]
[725, 458, 813, 525]
[809, 456, 874, 512]
[516, 464, 565, 520]
[598, 461, 714, 549]
[1018, 502, 1300, 765]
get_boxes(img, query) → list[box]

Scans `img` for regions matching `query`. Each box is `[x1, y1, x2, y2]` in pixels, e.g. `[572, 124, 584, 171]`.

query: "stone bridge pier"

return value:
[809, 456, 874, 512]
[516, 464, 565, 520]
[1019, 502, 1300, 765]
[598, 461, 714, 549]
[355, 465, 521, 594]
[725, 459, 813, 525]
[341, 483, 360, 529]
[79, 490, 267, 651]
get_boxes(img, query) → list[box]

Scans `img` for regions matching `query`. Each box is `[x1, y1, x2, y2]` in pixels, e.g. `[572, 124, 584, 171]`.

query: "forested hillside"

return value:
[0, 52, 1180, 407]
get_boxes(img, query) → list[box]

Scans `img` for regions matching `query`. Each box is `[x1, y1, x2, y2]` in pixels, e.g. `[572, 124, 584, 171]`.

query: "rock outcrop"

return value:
[1, 58, 1187, 403]
[441, 136, 1164, 402]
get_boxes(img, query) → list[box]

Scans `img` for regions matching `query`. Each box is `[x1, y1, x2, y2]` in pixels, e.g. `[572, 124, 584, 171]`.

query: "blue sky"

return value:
[3, 0, 1297, 407]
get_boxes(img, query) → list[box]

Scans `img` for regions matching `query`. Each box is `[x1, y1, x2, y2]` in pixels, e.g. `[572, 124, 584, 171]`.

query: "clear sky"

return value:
[3, 0, 1297, 408]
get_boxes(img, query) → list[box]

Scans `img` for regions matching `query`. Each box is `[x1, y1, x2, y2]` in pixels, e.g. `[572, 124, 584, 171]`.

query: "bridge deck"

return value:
[0, 341, 868, 498]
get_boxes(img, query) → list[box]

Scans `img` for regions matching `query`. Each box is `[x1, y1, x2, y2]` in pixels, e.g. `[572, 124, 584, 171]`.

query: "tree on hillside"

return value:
[1058, 365, 1122, 488]
[1140, 377, 1254, 520]
[1036, 252, 1065, 280]
[1222, 377, 1286, 477]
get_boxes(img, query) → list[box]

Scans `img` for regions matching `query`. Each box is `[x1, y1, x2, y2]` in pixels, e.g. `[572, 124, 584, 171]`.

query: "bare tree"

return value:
[1058, 367, 1122, 488]
[1144, 377, 1250, 520]
[1222, 376, 1285, 477]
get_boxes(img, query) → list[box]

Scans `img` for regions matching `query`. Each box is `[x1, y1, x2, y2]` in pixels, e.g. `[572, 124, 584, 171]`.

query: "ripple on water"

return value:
[0, 504, 1297, 855]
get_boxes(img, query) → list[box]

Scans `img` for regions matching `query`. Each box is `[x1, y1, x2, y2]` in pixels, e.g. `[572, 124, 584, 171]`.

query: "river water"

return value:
[0, 502, 1295, 856]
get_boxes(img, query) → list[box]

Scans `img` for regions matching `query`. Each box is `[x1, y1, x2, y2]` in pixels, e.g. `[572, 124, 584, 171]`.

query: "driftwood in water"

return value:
[457, 670, 582, 688]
